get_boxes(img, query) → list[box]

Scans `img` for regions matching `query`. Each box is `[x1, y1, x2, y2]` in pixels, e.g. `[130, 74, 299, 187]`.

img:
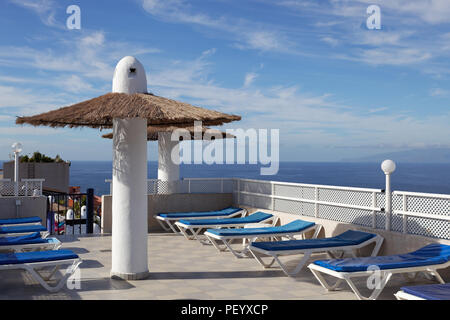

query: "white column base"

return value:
[110, 270, 150, 281]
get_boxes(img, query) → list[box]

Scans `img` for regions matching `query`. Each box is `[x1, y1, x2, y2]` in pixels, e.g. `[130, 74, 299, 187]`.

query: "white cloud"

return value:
[147, 52, 450, 150]
[10, 0, 58, 27]
[243, 73, 258, 87]
[141, 0, 292, 53]
[430, 88, 449, 97]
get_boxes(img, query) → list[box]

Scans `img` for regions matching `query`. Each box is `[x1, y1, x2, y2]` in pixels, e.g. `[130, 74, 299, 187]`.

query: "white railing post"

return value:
[372, 192, 377, 228]
[237, 179, 241, 205]
[24, 180, 28, 197]
[314, 187, 319, 218]
[402, 194, 408, 234]
[271, 182, 275, 211]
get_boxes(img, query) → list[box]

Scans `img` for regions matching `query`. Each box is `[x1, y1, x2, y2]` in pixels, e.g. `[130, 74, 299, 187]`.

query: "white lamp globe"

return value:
[11, 142, 22, 153]
[381, 159, 396, 174]
[81, 205, 87, 219]
[66, 209, 74, 220]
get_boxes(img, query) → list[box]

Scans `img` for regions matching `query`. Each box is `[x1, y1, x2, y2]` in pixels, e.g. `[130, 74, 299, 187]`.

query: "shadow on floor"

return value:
[147, 270, 285, 280]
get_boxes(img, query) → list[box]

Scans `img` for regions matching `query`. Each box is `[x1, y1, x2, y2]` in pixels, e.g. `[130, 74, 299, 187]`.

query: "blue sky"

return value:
[0, 0, 449, 162]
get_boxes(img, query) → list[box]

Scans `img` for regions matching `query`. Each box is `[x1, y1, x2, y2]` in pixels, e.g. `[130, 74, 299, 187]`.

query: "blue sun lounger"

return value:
[0, 232, 61, 252]
[0, 224, 49, 238]
[155, 207, 246, 234]
[308, 243, 450, 300]
[0, 249, 82, 292]
[204, 219, 322, 258]
[175, 211, 278, 242]
[0, 216, 42, 226]
[249, 230, 383, 276]
[395, 283, 450, 300]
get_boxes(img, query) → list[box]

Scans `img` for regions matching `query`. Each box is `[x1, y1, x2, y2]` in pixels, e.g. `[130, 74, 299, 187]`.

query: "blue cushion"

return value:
[206, 220, 315, 237]
[401, 283, 450, 300]
[178, 212, 273, 226]
[251, 230, 376, 251]
[0, 232, 46, 245]
[0, 224, 47, 234]
[0, 216, 42, 225]
[158, 207, 242, 218]
[0, 249, 79, 265]
[314, 244, 450, 272]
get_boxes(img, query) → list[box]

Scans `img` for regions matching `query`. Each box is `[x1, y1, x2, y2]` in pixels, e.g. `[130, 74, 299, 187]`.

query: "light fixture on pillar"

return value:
[381, 159, 396, 231]
[11, 142, 22, 196]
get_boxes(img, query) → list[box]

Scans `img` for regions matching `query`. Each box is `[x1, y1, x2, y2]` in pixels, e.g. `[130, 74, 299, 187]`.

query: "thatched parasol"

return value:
[101, 125, 234, 140]
[16, 93, 240, 129]
[15, 56, 241, 281]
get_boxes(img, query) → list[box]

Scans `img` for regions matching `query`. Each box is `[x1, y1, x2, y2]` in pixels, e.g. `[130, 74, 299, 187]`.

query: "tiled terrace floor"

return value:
[0, 232, 443, 300]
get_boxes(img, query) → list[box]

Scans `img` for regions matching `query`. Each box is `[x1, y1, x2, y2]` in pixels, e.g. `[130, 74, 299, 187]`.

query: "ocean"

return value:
[67, 161, 450, 196]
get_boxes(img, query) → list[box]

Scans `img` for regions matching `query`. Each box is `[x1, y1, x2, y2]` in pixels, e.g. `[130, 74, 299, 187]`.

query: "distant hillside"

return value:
[341, 148, 450, 163]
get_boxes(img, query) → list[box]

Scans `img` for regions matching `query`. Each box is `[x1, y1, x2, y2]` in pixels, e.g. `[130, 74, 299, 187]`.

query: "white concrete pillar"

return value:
[157, 132, 180, 193]
[110, 56, 149, 280]
[111, 118, 148, 279]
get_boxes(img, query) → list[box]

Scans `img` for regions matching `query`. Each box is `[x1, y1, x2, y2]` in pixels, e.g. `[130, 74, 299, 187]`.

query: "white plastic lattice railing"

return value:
[392, 191, 450, 239]
[104, 177, 449, 239]
[0, 179, 44, 197]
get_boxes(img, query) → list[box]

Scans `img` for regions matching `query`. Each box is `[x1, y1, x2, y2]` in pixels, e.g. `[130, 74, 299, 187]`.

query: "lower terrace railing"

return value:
[105, 177, 449, 240]
[0, 178, 44, 197]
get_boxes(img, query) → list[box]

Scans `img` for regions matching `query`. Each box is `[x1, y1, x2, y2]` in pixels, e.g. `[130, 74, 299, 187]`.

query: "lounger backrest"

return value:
[0, 225, 47, 234]
[0, 232, 42, 245]
[334, 230, 377, 245]
[410, 244, 450, 261]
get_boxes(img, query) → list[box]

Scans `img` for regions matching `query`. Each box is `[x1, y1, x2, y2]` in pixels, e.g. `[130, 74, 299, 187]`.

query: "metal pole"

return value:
[14, 152, 19, 196]
[86, 188, 94, 234]
[385, 173, 391, 231]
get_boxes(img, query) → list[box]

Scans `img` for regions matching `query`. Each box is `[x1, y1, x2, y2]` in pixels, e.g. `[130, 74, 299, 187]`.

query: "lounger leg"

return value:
[309, 268, 344, 292]
[207, 236, 228, 252]
[250, 250, 277, 269]
[156, 219, 173, 232]
[24, 259, 82, 293]
[252, 251, 312, 276]
[178, 226, 202, 241]
[344, 272, 392, 300]
[277, 252, 312, 276]
[312, 225, 322, 239]
[427, 269, 445, 284]
[370, 237, 384, 257]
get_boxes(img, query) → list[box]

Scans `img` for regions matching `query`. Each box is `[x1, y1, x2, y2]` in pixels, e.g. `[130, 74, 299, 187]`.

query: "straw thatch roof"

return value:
[101, 125, 234, 141]
[16, 93, 241, 129]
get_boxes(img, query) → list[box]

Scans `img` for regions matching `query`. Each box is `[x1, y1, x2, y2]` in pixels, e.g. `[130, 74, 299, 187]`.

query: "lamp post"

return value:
[381, 159, 396, 231]
[11, 142, 22, 196]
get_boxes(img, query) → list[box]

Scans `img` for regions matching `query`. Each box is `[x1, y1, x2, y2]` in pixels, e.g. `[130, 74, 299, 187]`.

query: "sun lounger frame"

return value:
[0, 238, 62, 253]
[175, 214, 279, 243]
[0, 230, 49, 238]
[0, 257, 82, 292]
[308, 259, 449, 300]
[155, 208, 247, 234]
[204, 223, 322, 258]
[394, 290, 425, 300]
[250, 234, 383, 277]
